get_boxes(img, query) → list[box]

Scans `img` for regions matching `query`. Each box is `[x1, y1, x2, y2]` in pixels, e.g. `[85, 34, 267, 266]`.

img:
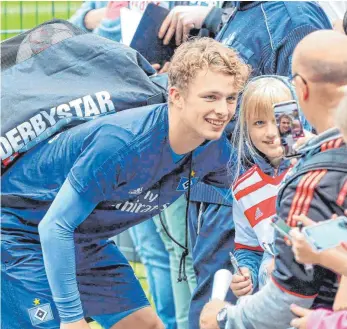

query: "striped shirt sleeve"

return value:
[273, 169, 345, 301]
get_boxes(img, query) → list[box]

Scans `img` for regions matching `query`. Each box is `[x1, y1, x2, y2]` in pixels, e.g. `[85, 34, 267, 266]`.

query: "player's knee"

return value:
[144, 316, 165, 329]
[110, 307, 165, 329]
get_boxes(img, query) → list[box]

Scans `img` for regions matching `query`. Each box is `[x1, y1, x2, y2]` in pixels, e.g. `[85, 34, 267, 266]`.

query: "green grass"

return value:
[130, 261, 153, 305]
[1, 1, 81, 40]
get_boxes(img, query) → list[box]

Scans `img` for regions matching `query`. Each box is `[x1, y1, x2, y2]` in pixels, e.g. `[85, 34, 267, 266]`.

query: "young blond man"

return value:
[1, 38, 249, 329]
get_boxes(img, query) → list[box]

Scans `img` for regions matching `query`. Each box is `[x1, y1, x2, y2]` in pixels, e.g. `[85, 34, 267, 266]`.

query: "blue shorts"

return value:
[1, 211, 150, 329]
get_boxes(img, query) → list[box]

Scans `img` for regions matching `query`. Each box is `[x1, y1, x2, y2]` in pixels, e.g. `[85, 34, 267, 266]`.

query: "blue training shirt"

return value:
[2, 103, 233, 322]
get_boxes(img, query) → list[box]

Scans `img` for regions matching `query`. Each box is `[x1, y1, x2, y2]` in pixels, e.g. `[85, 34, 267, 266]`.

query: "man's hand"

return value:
[291, 130, 316, 166]
[61, 319, 91, 329]
[290, 304, 312, 329]
[230, 267, 253, 297]
[289, 214, 320, 265]
[200, 299, 229, 329]
[158, 6, 212, 45]
[151, 62, 171, 74]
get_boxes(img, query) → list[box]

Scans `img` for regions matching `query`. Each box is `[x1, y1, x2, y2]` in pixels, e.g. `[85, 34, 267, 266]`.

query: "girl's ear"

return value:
[169, 87, 184, 108]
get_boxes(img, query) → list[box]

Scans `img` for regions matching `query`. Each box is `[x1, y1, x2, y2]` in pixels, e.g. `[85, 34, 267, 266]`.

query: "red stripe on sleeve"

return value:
[337, 181, 347, 206]
[288, 171, 319, 226]
[234, 243, 263, 252]
[301, 170, 327, 215]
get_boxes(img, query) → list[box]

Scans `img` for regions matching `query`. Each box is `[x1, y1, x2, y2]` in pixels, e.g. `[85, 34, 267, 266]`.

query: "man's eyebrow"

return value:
[198, 91, 238, 96]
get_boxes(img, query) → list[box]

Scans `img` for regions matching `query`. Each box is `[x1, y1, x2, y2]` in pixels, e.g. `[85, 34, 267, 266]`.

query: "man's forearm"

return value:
[225, 280, 315, 329]
[84, 7, 106, 30]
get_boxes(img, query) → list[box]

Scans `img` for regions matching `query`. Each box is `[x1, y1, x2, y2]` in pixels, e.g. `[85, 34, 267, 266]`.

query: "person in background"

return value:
[200, 29, 347, 329]
[69, 1, 126, 40]
[70, 1, 217, 72]
[278, 113, 294, 154]
[200, 1, 332, 76]
[318, 1, 347, 32]
[230, 76, 295, 298]
[293, 109, 300, 119]
[278, 114, 292, 137]
[292, 120, 305, 140]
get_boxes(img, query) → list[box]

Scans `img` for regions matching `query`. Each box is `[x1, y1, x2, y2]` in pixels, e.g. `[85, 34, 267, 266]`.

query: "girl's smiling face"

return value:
[248, 115, 283, 161]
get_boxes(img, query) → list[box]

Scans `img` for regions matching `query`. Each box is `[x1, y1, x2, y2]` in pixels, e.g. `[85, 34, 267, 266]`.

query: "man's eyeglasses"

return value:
[289, 73, 308, 86]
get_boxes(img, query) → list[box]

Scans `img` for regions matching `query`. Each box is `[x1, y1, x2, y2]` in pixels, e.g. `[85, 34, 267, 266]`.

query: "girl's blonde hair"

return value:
[230, 77, 293, 183]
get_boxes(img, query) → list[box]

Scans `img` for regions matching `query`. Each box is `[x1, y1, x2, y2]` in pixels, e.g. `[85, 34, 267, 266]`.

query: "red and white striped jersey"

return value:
[232, 165, 289, 251]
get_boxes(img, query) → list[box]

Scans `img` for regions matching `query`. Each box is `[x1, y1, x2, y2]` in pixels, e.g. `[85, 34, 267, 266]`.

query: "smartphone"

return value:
[303, 216, 347, 251]
[271, 216, 292, 239]
[273, 100, 305, 158]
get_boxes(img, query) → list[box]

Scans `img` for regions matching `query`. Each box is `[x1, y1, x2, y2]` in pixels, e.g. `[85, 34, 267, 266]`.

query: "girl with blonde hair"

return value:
[230, 76, 301, 297]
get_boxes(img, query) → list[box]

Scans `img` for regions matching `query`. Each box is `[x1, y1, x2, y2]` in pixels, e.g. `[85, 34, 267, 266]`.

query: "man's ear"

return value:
[302, 83, 309, 101]
[296, 78, 309, 101]
[169, 87, 184, 108]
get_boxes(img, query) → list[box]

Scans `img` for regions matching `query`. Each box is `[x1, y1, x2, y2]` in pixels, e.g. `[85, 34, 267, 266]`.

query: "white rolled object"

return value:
[211, 269, 233, 301]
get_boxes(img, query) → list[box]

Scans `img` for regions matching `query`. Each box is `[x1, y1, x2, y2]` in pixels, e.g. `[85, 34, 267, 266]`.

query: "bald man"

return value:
[200, 30, 347, 329]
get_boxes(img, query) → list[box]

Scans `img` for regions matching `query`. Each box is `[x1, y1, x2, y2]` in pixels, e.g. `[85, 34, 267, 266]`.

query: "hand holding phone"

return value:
[271, 216, 292, 240]
[303, 216, 347, 252]
[271, 216, 315, 278]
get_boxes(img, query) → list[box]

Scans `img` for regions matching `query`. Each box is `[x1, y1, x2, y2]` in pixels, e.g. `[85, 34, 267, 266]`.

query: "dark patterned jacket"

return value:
[273, 128, 347, 308]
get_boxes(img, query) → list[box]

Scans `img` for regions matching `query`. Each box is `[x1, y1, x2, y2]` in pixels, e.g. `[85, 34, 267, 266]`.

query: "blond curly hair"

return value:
[168, 37, 250, 93]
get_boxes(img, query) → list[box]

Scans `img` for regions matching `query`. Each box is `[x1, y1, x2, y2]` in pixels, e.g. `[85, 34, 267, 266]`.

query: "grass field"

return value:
[1, 1, 81, 40]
